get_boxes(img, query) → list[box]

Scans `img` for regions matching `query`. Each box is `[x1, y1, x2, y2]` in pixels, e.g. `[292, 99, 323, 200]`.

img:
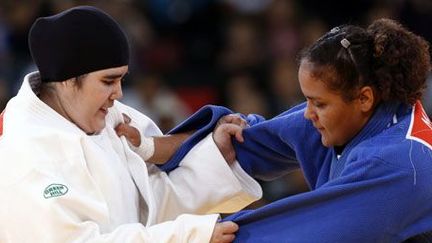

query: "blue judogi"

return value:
[162, 102, 432, 242]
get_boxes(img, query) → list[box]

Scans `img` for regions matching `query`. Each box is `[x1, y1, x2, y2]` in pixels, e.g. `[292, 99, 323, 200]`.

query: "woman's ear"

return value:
[358, 86, 375, 113]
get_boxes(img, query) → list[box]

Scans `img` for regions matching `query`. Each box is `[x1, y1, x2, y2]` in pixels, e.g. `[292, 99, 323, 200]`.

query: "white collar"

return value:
[6, 72, 86, 136]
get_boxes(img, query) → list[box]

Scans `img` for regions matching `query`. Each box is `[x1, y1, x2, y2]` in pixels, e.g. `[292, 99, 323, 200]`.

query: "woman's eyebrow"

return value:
[305, 95, 320, 100]
[102, 73, 125, 80]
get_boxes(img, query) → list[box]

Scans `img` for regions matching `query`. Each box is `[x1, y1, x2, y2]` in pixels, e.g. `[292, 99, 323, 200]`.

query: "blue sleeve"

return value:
[159, 104, 266, 172]
[158, 105, 233, 172]
[233, 115, 300, 181]
[223, 158, 427, 242]
[233, 103, 329, 183]
[159, 104, 306, 175]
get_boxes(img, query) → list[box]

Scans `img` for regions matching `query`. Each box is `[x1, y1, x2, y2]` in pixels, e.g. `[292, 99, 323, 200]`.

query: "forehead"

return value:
[298, 62, 340, 98]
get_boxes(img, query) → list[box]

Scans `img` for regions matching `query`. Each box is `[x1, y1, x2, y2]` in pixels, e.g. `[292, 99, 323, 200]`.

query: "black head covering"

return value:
[28, 6, 129, 82]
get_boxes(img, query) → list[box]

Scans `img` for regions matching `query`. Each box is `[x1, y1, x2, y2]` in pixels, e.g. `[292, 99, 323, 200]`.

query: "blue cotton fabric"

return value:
[162, 102, 432, 242]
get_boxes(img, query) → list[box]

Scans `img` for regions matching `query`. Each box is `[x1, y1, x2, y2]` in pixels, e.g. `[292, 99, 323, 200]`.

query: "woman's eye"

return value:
[314, 102, 325, 108]
[103, 80, 114, 85]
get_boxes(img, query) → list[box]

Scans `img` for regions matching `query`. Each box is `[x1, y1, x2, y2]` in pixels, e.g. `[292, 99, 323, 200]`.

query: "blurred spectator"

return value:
[300, 18, 327, 47]
[146, 0, 213, 26]
[268, 58, 304, 115]
[224, 71, 270, 117]
[222, 0, 273, 14]
[299, 0, 375, 27]
[219, 17, 265, 72]
[47, 0, 77, 12]
[0, 9, 12, 99]
[264, 0, 302, 60]
[364, 0, 399, 24]
[399, 0, 432, 44]
[1, 1, 43, 92]
[121, 74, 191, 133]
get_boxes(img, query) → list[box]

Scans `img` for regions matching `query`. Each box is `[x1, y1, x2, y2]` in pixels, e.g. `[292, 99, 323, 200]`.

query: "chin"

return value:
[320, 137, 332, 147]
[96, 120, 106, 131]
[94, 125, 105, 134]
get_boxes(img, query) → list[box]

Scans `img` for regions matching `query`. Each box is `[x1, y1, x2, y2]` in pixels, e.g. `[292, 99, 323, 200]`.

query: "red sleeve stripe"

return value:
[406, 101, 432, 150]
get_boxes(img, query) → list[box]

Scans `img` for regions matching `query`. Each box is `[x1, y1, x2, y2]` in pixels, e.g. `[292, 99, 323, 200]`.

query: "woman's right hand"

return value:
[210, 221, 239, 243]
[115, 113, 141, 147]
[213, 114, 248, 164]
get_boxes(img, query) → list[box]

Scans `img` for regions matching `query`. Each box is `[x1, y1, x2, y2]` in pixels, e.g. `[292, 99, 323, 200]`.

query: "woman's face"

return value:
[298, 62, 372, 147]
[55, 65, 128, 134]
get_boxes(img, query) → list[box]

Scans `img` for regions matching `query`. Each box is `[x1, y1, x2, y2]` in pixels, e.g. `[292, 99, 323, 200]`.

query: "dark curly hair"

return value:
[299, 18, 431, 105]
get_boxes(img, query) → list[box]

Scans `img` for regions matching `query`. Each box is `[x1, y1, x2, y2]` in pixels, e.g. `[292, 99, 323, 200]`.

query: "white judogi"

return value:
[0, 72, 262, 243]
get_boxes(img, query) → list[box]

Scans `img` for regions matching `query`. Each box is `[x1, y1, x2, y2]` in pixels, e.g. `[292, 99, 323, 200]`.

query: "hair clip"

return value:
[341, 38, 351, 49]
[330, 27, 340, 34]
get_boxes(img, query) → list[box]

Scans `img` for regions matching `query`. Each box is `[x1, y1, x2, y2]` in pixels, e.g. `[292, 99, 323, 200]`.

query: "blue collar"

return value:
[330, 102, 409, 179]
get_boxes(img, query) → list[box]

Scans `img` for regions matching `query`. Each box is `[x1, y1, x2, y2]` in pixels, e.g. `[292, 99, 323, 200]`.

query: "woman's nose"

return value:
[304, 102, 317, 121]
[110, 82, 123, 100]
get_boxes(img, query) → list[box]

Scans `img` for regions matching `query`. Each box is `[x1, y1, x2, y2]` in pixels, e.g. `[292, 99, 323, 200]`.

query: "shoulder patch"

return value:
[44, 184, 69, 199]
[406, 101, 432, 150]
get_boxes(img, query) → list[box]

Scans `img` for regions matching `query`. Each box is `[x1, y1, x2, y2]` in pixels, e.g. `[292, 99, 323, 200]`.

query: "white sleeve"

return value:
[111, 101, 262, 221]
[0, 160, 219, 243]
[148, 134, 262, 222]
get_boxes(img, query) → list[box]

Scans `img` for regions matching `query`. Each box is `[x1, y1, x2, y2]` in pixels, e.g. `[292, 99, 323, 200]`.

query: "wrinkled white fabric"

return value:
[0, 72, 262, 243]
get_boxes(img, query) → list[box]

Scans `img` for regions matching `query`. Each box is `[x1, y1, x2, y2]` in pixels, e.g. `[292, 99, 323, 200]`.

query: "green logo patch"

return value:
[44, 184, 68, 199]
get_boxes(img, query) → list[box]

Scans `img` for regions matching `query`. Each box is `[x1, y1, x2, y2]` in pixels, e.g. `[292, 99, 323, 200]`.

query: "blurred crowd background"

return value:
[0, 0, 431, 206]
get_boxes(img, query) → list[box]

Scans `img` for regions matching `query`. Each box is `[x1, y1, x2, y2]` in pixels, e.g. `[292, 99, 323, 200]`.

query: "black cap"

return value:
[28, 6, 129, 82]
